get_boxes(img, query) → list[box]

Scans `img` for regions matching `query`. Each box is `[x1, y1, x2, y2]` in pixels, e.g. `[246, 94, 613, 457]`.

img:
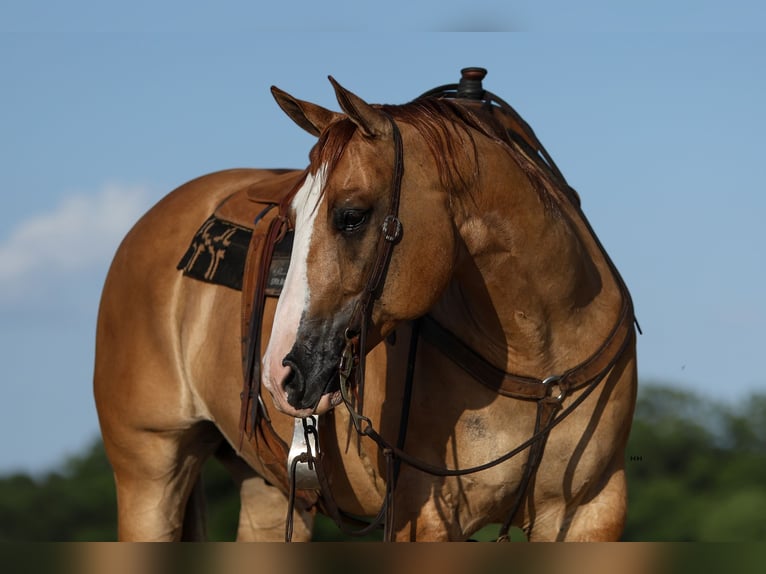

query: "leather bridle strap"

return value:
[417, 264, 634, 401]
[348, 325, 634, 478]
[326, 323, 634, 541]
[339, 112, 405, 416]
[359, 113, 405, 302]
[286, 321, 419, 542]
[285, 116, 407, 542]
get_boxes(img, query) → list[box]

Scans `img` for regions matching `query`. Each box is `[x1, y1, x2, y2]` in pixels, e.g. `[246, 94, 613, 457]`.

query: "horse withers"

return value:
[94, 69, 637, 541]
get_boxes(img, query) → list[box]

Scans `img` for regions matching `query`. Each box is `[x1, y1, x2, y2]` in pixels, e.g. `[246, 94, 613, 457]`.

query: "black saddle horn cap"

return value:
[456, 67, 487, 100]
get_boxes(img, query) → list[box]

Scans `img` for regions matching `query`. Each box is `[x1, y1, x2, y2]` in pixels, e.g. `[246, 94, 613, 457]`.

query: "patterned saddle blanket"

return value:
[177, 169, 302, 294]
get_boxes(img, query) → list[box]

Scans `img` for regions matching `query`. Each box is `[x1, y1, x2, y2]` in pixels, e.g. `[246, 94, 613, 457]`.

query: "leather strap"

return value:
[418, 275, 634, 401]
[341, 113, 405, 415]
[237, 172, 306, 450]
[238, 209, 287, 447]
[419, 315, 544, 399]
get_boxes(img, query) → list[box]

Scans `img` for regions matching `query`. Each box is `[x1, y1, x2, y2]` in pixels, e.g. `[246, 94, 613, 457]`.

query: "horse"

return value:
[94, 69, 637, 541]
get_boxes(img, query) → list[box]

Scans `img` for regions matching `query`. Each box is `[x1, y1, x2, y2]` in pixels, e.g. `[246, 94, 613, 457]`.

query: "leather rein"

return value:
[284, 93, 637, 542]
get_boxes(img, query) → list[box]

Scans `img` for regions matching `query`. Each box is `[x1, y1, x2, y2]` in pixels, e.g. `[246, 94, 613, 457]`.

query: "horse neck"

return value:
[431, 146, 622, 379]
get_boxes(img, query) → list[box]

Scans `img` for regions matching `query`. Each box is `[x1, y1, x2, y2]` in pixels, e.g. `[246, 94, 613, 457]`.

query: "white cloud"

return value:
[0, 184, 152, 294]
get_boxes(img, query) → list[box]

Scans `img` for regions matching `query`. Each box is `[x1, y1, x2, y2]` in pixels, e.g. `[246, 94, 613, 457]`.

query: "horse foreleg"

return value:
[559, 464, 627, 541]
[214, 444, 314, 541]
[527, 458, 628, 542]
[388, 471, 467, 541]
[105, 426, 219, 541]
[238, 475, 314, 541]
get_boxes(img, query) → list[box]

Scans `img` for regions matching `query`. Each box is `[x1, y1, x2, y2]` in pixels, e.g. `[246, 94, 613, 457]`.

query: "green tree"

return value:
[0, 441, 116, 541]
[623, 384, 766, 541]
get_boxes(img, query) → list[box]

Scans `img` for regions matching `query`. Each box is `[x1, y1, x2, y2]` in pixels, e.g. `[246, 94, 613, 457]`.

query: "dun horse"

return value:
[94, 69, 637, 541]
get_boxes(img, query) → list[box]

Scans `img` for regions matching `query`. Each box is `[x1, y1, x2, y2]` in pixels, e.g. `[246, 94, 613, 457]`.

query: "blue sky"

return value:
[1, 2, 764, 473]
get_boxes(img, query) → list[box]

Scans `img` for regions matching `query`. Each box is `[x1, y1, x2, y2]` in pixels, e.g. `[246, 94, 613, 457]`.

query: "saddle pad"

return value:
[177, 214, 294, 295]
[177, 216, 253, 291]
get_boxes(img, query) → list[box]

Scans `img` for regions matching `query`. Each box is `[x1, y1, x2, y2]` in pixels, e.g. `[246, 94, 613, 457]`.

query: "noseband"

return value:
[285, 91, 637, 542]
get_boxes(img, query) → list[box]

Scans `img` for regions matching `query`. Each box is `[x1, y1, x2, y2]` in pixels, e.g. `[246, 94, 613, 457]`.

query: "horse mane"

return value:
[308, 97, 559, 212]
[383, 99, 480, 194]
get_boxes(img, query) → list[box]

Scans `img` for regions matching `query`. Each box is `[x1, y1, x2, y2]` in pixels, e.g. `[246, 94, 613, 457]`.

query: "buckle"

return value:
[382, 215, 403, 243]
[339, 336, 357, 383]
[541, 375, 567, 402]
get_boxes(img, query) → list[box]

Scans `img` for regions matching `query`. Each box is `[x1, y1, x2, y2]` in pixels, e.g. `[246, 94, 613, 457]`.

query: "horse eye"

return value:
[334, 208, 369, 235]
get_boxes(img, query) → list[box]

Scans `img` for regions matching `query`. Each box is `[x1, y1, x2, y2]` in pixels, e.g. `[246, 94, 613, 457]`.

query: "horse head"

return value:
[261, 78, 465, 418]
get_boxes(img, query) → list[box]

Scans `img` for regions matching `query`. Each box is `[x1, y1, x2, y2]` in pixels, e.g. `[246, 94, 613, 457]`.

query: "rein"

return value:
[284, 71, 637, 542]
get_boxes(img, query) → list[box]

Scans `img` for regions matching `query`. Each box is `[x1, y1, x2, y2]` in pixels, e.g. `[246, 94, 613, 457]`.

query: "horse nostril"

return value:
[281, 357, 304, 404]
[282, 358, 296, 386]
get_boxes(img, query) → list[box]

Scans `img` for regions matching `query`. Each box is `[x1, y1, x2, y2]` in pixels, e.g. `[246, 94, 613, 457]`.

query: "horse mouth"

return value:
[264, 367, 344, 418]
[276, 390, 343, 418]
[318, 390, 343, 412]
[309, 370, 344, 414]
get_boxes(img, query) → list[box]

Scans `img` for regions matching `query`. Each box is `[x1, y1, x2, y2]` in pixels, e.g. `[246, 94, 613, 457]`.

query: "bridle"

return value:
[284, 73, 638, 542]
[337, 110, 405, 417]
[286, 111, 407, 541]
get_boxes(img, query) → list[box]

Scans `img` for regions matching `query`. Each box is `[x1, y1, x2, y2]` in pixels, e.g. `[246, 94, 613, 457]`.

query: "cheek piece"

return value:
[338, 112, 405, 424]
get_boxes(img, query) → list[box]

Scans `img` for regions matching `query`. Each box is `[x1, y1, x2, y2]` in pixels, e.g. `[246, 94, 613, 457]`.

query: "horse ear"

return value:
[271, 86, 342, 137]
[328, 76, 391, 139]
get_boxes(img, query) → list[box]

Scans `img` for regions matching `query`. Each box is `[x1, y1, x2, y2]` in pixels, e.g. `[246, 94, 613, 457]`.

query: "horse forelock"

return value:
[306, 100, 479, 196]
[308, 119, 358, 180]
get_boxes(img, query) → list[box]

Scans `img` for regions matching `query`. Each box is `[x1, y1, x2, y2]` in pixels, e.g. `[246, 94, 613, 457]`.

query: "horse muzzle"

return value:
[262, 324, 346, 417]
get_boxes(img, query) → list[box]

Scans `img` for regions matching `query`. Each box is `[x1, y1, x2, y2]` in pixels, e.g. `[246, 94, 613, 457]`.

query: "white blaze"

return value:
[262, 167, 326, 407]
